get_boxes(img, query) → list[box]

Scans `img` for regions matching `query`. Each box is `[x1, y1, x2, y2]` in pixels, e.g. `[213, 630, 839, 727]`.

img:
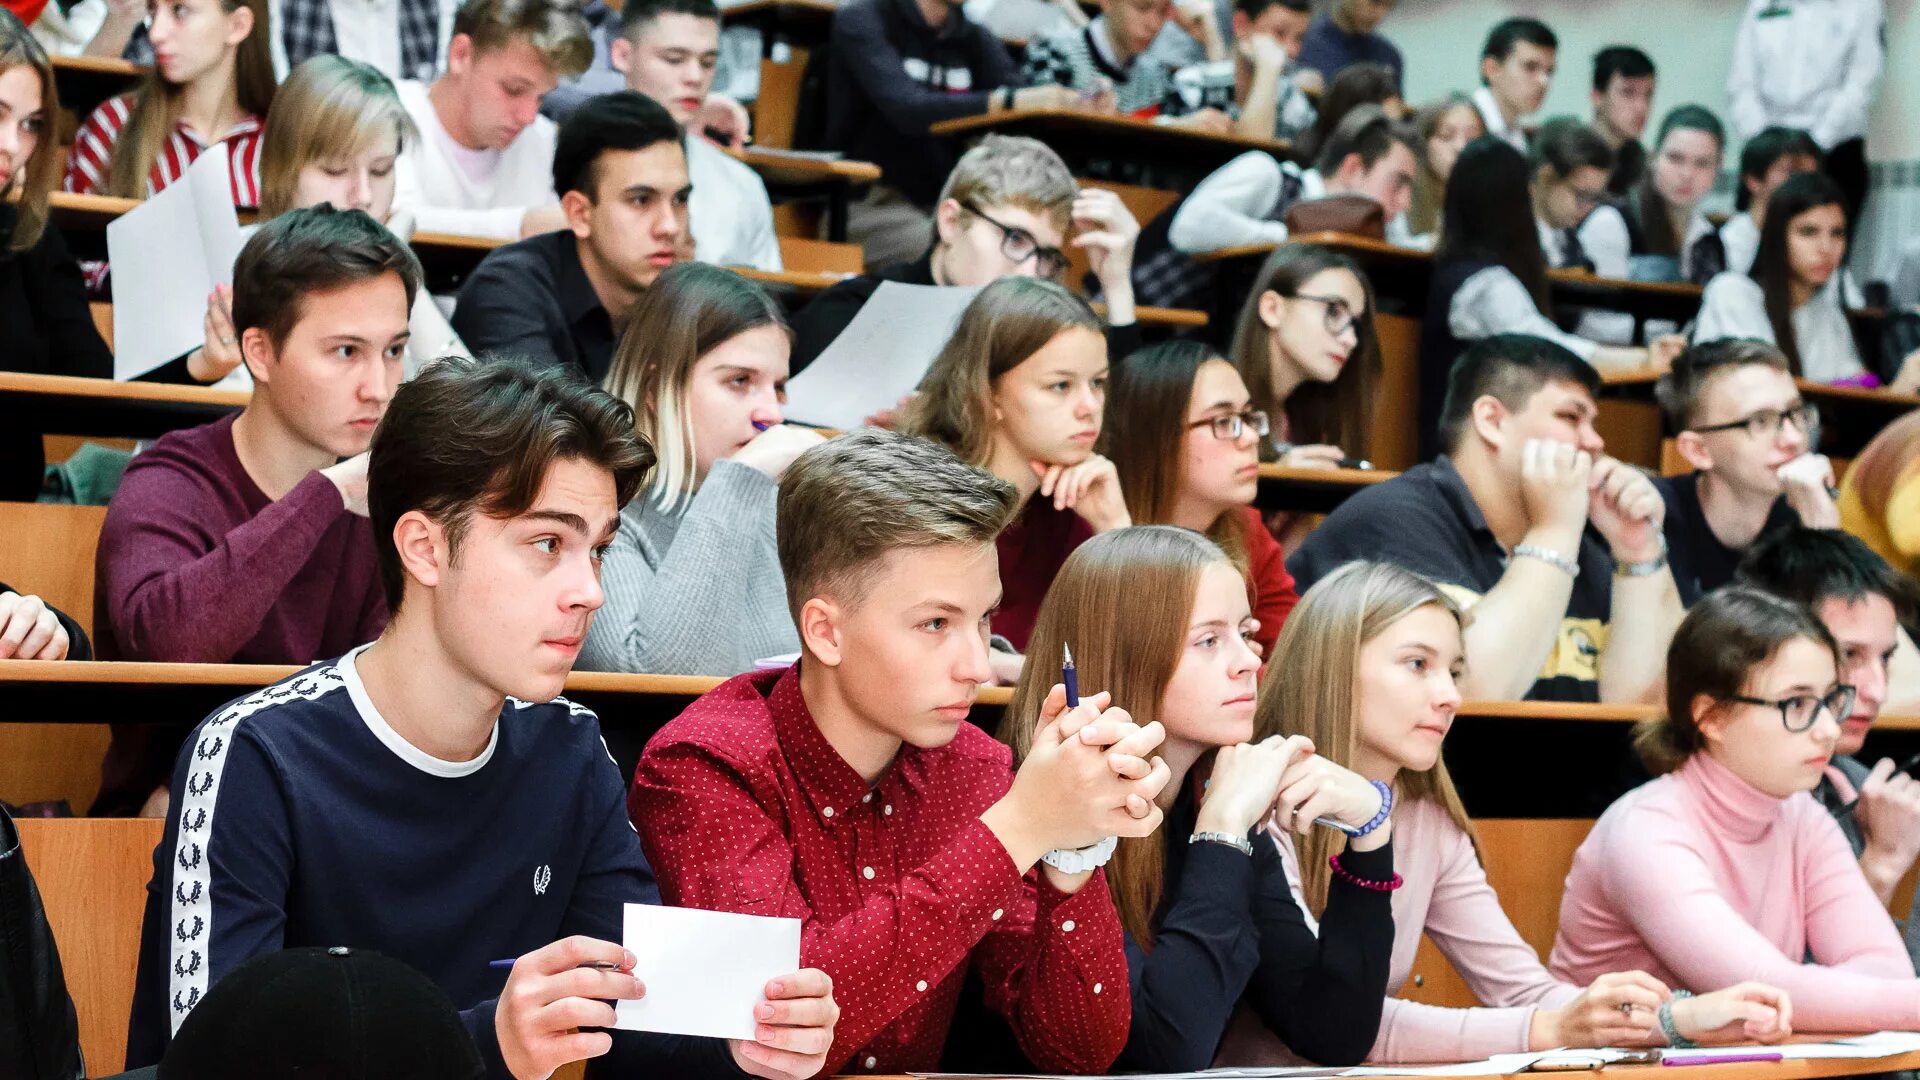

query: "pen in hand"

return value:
[489, 958, 626, 971]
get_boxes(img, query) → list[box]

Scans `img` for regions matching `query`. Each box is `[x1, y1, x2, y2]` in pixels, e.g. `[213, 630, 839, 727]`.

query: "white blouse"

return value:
[1692, 271, 1865, 384]
[1448, 266, 1608, 366]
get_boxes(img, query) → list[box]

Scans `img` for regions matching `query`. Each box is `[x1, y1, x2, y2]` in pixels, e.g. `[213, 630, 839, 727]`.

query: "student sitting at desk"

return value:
[1651, 340, 1836, 605]
[1105, 342, 1298, 656]
[789, 135, 1141, 374]
[1297, 0, 1401, 88]
[1019, 0, 1235, 135]
[92, 207, 414, 818]
[1422, 137, 1683, 458]
[1739, 525, 1920, 967]
[1130, 104, 1414, 312]
[1003, 527, 1394, 1070]
[1291, 60, 1403, 165]
[1239, 560, 1791, 1064]
[0, 12, 231, 501]
[0, 584, 84, 660]
[633, 428, 1166, 1077]
[1291, 335, 1684, 707]
[582, 263, 823, 675]
[1588, 46, 1654, 198]
[1695, 172, 1917, 391]
[1604, 106, 1724, 284]
[1226, 243, 1380, 473]
[1699, 126, 1822, 282]
[454, 91, 688, 384]
[904, 277, 1132, 654]
[609, 0, 780, 272]
[390, 0, 593, 241]
[124, 353, 840, 1080]
[1551, 586, 1920, 1034]
[1402, 93, 1483, 245]
[61, 0, 274, 208]
[1471, 17, 1554, 154]
[1528, 119, 1625, 280]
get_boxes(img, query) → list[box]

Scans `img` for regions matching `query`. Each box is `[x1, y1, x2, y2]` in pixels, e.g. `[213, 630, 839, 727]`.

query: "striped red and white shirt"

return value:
[63, 94, 265, 207]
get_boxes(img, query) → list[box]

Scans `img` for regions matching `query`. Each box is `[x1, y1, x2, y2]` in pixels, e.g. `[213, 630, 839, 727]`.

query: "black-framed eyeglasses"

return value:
[1724, 684, 1857, 733]
[1287, 292, 1359, 339]
[1692, 402, 1818, 440]
[961, 200, 1070, 279]
[1188, 409, 1271, 441]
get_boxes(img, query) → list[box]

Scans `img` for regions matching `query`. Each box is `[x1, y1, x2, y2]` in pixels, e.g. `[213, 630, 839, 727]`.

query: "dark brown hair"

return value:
[1629, 105, 1725, 258]
[453, 0, 594, 76]
[1751, 170, 1847, 377]
[231, 204, 423, 348]
[1104, 340, 1252, 567]
[777, 428, 1019, 614]
[1227, 244, 1381, 456]
[368, 354, 656, 611]
[1654, 338, 1790, 431]
[0, 9, 58, 252]
[1298, 64, 1401, 164]
[1436, 137, 1551, 314]
[1634, 586, 1839, 773]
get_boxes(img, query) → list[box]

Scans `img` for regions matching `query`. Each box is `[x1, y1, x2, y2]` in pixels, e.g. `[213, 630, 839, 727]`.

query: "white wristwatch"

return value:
[1040, 835, 1118, 874]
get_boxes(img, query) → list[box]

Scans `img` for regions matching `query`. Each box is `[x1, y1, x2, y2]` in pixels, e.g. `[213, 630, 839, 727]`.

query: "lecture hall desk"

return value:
[50, 54, 145, 118]
[851, 1054, 1920, 1080]
[930, 107, 1292, 190]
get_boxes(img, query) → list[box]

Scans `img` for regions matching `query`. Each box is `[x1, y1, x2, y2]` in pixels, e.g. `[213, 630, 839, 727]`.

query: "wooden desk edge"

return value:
[928, 107, 1290, 154]
[851, 1050, 1920, 1080]
[50, 54, 148, 77]
[0, 371, 249, 408]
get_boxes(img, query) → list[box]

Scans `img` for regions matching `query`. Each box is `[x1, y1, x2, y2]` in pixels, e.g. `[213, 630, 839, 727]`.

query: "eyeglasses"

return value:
[1692, 402, 1818, 440]
[1724, 684, 1857, 733]
[1287, 292, 1359, 339]
[1570, 186, 1609, 210]
[961, 201, 1070, 279]
[1187, 409, 1271, 441]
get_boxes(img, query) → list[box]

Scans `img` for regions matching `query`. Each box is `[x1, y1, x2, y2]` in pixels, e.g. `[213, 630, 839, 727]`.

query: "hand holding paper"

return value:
[614, 903, 802, 1040]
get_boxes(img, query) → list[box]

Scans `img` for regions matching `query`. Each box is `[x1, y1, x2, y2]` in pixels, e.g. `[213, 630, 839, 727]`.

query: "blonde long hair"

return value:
[1255, 561, 1476, 918]
[259, 55, 415, 219]
[106, 0, 275, 200]
[999, 526, 1237, 949]
[0, 9, 58, 251]
[901, 276, 1101, 467]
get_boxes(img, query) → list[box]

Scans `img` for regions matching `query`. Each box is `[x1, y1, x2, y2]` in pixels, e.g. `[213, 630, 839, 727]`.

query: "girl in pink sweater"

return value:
[1551, 586, 1920, 1033]
[1225, 562, 1791, 1064]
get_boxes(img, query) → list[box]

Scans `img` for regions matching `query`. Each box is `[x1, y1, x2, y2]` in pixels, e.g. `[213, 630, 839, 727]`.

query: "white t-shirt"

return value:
[391, 78, 561, 241]
[685, 137, 782, 272]
[1692, 271, 1866, 384]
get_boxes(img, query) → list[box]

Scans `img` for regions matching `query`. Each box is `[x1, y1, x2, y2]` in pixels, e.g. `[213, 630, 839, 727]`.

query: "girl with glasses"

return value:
[1233, 563, 1793, 1065]
[1552, 585, 1919, 1033]
[1106, 340, 1298, 656]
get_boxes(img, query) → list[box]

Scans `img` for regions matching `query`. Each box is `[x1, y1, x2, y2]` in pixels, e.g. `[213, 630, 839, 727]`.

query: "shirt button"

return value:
[883, 804, 893, 815]
[1094, 982, 1103, 994]
[916, 979, 928, 992]
[1061, 919, 1075, 932]
[862, 866, 875, 880]
[864, 1057, 877, 1070]
[863, 792, 873, 803]
[822, 806, 834, 818]
[991, 908, 1004, 920]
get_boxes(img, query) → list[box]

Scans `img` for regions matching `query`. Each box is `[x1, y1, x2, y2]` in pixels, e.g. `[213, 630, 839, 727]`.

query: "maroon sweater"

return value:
[90, 413, 386, 813]
[992, 497, 1093, 653]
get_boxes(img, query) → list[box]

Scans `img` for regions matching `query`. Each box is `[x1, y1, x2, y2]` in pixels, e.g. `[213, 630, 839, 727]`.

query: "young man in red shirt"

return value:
[632, 428, 1170, 1075]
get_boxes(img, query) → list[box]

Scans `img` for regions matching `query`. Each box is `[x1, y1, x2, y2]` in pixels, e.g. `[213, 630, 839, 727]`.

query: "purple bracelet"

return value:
[1325, 779, 1392, 838]
[1329, 854, 1403, 892]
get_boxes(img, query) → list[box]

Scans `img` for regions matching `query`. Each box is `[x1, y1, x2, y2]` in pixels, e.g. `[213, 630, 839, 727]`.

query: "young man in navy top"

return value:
[126, 354, 838, 1080]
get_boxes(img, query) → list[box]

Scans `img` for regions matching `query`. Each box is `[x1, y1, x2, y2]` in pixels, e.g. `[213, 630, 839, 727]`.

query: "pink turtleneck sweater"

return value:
[1548, 752, 1920, 1032]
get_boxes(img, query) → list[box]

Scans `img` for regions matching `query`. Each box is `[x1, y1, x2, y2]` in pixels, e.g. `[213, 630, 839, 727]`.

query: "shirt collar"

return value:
[768, 664, 888, 822]
[1431, 454, 1493, 539]
[1471, 85, 1522, 143]
[175, 112, 262, 148]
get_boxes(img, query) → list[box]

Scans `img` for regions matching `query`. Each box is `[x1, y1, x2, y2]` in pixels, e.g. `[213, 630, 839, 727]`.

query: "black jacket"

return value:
[0, 804, 85, 1080]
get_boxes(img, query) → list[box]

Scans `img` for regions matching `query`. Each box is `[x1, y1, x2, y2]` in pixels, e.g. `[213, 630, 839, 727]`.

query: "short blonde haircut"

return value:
[936, 134, 1077, 236]
[454, 0, 595, 78]
[776, 429, 1018, 615]
[260, 56, 417, 220]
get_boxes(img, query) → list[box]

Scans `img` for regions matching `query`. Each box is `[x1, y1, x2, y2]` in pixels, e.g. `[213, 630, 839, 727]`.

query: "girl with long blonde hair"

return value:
[1243, 561, 1793, 1064]
[1000, 526, 1396, 1071]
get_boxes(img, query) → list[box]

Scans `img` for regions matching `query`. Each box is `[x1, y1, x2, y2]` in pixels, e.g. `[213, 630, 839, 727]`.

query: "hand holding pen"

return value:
[735, 419, 826, 481]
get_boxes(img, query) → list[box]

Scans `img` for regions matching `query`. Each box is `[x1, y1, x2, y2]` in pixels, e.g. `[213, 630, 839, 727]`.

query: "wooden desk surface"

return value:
[932, 107, 1290, 156]
[0, 371, 245, 439]
[733, 148, 882, 186]
[855, 1050, 1920, 1080]
[50, 54, 147, 115]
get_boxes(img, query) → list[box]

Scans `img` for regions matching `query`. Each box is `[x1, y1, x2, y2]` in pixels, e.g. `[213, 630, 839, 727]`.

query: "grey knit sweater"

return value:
[578, 459, 799, 675]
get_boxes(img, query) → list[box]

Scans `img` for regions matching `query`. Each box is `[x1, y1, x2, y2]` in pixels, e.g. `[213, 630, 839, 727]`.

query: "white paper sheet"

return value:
[106, 151, 245, 380]
[1661, 1032, 1920, 1061]
[782, 281, 980, 429]
[613, 903, 800, 1041]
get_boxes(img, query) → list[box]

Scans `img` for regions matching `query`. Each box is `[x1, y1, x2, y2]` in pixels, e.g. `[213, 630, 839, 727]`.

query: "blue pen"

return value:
[753, 420, 772, 432]
[489, 958, 624, 971]
[1062, 643, 1079, 709]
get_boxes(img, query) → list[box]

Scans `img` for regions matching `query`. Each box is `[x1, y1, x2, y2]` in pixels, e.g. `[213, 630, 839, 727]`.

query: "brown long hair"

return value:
[1104, 340, 1252, 568]
[1253, 561, 1475, 918]
[605, 262, 789, 510]
[0, 8, 57, 251]
[1628, 106, 1724, 258]
[1407, 94, 1482, 239]
[902, 276, 1101, 466]
[999, 526, 1237, 949]
[1845, 410, 1920, 529]
[1227, 244, 1381, 456]
[106, 0, 276, 200]
[1437, 137, 1551, 315]
[1750, 171, 1847, 378]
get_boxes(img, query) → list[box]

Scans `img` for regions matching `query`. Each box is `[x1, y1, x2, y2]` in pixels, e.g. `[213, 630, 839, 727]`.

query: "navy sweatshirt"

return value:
[125, 646, 741, 1079]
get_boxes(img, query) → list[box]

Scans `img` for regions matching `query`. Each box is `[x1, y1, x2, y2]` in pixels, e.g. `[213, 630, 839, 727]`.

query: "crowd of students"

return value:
[4, 0, 1920, 1075]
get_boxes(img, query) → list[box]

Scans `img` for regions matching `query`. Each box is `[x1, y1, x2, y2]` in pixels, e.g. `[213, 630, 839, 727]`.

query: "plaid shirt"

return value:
[280, 0, 443, 82]
[1130, 160, 1305, 311]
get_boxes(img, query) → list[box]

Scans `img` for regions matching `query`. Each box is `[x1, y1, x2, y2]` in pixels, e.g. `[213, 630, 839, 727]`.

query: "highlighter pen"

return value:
[1062, 643, 1080, 709]
[1660, 1053, 1784, 1067]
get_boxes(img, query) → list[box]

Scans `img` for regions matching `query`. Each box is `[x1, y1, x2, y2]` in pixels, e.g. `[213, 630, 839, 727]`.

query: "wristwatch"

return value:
[1615, 536, 1669, 578]
[1041, 835, 1117, 874]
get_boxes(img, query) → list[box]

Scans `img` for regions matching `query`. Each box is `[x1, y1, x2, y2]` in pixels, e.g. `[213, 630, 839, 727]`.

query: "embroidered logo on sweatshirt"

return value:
[534, 865, 552, 896]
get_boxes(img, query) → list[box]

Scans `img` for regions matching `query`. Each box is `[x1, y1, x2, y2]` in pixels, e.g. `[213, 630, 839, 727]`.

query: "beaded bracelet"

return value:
[1659, 990, 1697, 1048]
[1328, 854, 1403, 892]
[1323, 780, 1394, 838]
